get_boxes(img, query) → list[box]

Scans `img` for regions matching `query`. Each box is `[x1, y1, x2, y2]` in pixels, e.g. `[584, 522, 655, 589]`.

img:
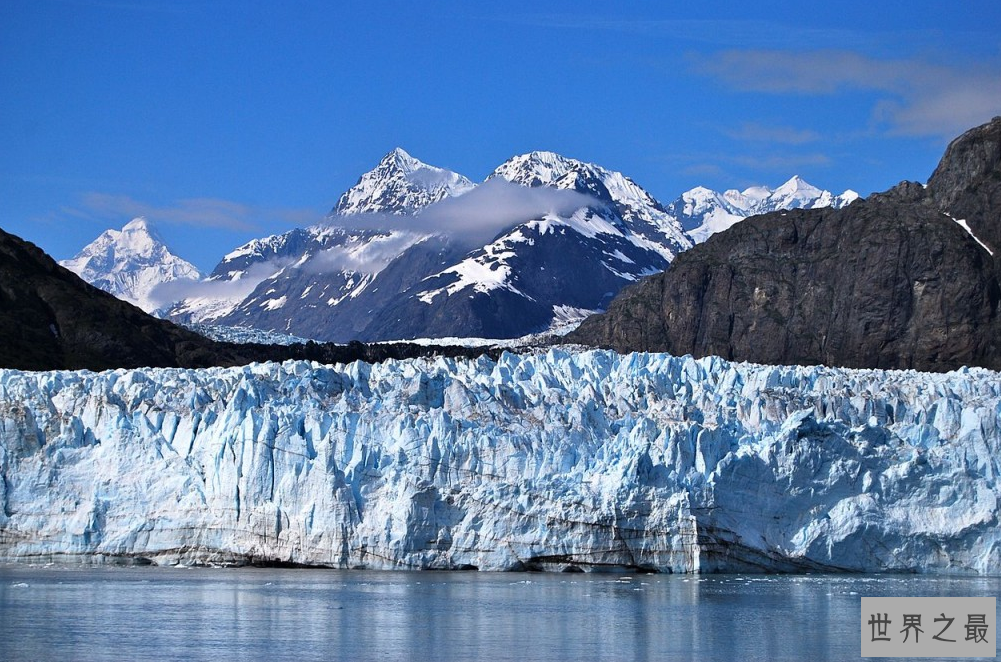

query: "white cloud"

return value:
[144, 180, 606, 308]
[327, 178, 602, 246]
[696, 49, 1001, 138]
[303, 232, 423, 276]
[147, 259, 290, 309]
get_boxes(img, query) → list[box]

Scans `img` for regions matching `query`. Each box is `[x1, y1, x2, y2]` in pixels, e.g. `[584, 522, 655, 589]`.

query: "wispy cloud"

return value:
[65, 193, 321, 232]
[727, 153, 832, 170]
[696, 49, 1001, 138]
[304, 232, 423, 276]
[682, 163, 726, 179]
[327, 178, 601, 247]
[148, 259, 292, 310]
[147, 181, 605, 307]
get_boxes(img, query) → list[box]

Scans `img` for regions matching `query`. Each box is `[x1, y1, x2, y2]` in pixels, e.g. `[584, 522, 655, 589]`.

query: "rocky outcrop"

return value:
[570, 118, 1001, 372]
[926, 116, 1001, 255]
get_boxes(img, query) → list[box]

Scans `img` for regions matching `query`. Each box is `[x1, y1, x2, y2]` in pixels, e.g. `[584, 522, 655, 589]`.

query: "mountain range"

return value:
[673, 176, 857, 244]
[64, 149, 853, 341]
[4, 118, 1001, 373]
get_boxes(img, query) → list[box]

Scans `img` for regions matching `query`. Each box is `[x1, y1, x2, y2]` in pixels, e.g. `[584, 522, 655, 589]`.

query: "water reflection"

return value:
[0, 567, 998, 661]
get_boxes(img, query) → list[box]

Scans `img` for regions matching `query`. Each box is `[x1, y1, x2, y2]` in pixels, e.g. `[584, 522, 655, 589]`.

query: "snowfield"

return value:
[0, 350, 998, 573]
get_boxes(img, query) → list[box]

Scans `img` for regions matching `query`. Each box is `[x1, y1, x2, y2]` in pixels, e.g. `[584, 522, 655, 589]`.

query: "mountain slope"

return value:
[926, 116, 1001, 255]
[0, 225, 507, 370]
[570, 118, 1001, 372]
[169, 149, 695, 341]
[161, 148, 855, 342]
[60, 218, 203, 312]
[165, 149, 472, 334]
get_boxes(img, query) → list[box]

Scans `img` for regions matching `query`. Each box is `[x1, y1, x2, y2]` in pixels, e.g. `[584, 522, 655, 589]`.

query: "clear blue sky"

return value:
[2, 0, 1000, 271]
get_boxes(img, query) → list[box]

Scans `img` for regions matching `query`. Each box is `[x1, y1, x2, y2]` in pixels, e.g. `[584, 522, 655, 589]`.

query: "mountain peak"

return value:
[123, 216, 152, 231]
[676, 176, 856, 243]
[332, 150, 474, 216]
[773, 175, 821, 197]
[380, 147, 422, 174]
[490, 151, 593, 189]
[59, 219, 202, 312]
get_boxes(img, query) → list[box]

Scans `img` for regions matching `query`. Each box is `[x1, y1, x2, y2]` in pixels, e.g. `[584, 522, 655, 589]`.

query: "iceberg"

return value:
[0, 350, 998, 573]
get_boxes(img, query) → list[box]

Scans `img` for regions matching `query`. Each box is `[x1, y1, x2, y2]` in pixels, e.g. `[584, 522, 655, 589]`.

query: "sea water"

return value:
[1, 566, 998, 661]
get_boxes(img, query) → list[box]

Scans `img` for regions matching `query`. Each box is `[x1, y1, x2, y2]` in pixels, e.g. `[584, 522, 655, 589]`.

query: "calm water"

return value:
[0, 566, 998, 661]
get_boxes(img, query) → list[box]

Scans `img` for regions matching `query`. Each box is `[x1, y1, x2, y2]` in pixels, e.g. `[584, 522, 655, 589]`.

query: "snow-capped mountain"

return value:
[3, 350, 999, 573]
[332, 147, 474, 215]
[59, 217, 203, 312]
[362, 151, 693, 340]
[674, 176, 858, 243]
[164, 149, 469, 333]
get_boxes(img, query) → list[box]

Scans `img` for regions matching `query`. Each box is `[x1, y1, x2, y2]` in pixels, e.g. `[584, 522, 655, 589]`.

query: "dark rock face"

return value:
[926, 116, 1001, 255]
[570, 118, 1001, 372]
[0, 228, 500, 371]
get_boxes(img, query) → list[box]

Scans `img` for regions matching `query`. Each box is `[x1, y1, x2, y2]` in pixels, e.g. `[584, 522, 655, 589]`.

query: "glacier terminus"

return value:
[0, 350, 998, 574]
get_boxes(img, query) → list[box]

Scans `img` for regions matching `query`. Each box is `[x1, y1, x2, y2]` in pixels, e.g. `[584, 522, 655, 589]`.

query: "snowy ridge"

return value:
[490, 150, 692, 257]
[60, 218, 203, 312]
[407, 151, 694, 311]
[165, 225, 425, 326]
[675, 176, 859, 243]
[946, 212, 995, 256]
[1, 351, 998, 573]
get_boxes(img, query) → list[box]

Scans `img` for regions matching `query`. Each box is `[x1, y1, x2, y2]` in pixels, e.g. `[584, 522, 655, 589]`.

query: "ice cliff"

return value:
[0, 350, 998, 573]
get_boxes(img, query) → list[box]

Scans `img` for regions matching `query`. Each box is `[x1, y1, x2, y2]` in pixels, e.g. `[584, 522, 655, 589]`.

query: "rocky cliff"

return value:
[571, 118, 1001, 371]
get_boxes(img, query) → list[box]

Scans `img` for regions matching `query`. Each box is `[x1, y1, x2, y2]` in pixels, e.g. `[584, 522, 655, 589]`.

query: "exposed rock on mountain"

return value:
[926, 116, 1001, 255]
[71, 148, 855, 343]
[360, 150, 694, 340]
[166, 149, 695, 341]
[571, 118, 1001, 372]
[0, 226, 229, 370]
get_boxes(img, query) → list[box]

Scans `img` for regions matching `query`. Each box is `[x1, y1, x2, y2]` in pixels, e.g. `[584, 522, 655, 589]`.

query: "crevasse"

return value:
[0, 350, 998, 573]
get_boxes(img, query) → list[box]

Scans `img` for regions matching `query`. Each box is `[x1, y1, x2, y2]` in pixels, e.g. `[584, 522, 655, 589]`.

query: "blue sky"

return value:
[2, 0, 1000, 271]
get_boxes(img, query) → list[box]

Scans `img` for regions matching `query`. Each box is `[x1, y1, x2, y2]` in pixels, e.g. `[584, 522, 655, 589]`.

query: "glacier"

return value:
[0, 350, 998, 573]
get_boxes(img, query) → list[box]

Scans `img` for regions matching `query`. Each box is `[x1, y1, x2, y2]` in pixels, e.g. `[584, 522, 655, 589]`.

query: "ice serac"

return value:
[60, 218, 203, 313]
[1, 351, 998, 574]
